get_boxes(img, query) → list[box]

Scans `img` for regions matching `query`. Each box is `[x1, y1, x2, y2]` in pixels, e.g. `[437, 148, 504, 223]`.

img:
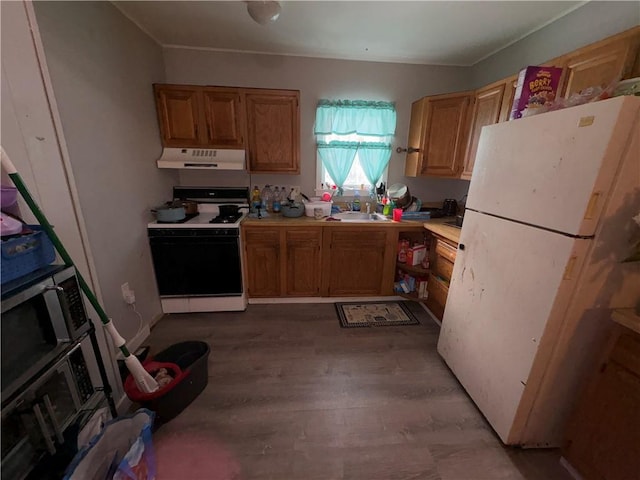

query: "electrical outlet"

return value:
[121, 282, 135, 304]
[124, 290, 136, 305]
[291, 186, 301, 199]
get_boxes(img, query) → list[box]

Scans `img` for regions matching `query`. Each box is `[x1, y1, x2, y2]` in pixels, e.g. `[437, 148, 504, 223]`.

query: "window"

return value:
[314, 100, 396, 194]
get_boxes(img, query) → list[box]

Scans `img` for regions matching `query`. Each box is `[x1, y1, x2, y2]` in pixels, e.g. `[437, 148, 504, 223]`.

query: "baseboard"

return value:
[150, 312, 163, 328]
[420, 303, 442, 327]
[249, 295, 410, 304]
[560, 457, 584, 480]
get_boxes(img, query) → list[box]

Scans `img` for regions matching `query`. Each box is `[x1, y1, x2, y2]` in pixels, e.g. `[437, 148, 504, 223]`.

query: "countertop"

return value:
[241, 214, 462, 242]
[241, 213, 426, 229]
[612, 308, 640, 335]
[422, 218, 461, 244]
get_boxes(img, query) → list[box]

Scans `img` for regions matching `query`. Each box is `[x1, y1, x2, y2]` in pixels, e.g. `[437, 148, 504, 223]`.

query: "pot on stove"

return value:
[152, 203, 186, 222]
[174, 199, 198, 215]
[218, 204, 240, 218]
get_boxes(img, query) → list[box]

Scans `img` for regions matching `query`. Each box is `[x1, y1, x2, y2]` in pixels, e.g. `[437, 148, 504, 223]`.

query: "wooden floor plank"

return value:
[146, 303, 572, 480]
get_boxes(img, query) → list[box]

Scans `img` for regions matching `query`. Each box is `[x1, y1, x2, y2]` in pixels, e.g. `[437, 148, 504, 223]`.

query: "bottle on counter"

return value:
[251, 185, 261, 213]
[261, 185, 273, 212]
[272, 186, 281, 213]
[352, 190, 361, 212]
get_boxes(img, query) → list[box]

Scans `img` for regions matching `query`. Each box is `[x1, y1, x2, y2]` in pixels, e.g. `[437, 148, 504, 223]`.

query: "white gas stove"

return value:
[147, 187, 250, 229]
[147, 187, 250, 313]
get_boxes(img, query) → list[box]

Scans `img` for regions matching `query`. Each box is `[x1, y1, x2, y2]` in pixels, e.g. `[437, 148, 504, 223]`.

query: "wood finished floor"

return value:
[146, 303, 572, 480]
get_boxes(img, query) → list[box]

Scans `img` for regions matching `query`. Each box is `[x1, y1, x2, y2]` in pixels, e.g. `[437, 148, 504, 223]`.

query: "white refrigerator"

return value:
[437, 96, 640, 447]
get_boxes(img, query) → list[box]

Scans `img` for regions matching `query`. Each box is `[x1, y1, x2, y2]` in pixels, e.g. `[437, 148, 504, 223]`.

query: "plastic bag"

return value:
[63, 409, 156, 480]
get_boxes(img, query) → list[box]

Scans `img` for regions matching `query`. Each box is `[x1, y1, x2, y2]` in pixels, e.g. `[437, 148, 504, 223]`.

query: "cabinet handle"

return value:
[42, 394, 65, 444]
[33, 403, 56, 455]
[396, 146, 421, 154]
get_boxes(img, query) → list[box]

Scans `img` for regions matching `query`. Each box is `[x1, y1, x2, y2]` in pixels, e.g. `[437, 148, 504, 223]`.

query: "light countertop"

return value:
[241, 214, 462, 242]
[241, 213, 425, 229]
[422, 218, 461, 244]
[612, 308, 640, 335]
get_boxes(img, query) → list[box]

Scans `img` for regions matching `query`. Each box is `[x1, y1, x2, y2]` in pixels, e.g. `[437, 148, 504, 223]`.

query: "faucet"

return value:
[365, 202, 371, 214]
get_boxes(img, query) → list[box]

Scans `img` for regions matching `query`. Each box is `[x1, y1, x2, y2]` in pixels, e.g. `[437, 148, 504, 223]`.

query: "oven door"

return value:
[149, 229, 243, 296]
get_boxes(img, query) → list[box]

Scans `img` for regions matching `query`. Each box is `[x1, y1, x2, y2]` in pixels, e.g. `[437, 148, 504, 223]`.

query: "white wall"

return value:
[32, 1, 174, 346]
[164, 48, 474, 202]
[1, 0, 125, 402]
[472, 1, 640, 87]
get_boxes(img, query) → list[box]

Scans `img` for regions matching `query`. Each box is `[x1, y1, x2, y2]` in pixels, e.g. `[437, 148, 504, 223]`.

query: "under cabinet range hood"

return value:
[157, 148, 245, 170]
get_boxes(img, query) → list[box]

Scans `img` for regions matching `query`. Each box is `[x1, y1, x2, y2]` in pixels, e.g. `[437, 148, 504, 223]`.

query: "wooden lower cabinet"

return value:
[244, 226, 322, 298]
[322, 229, 397, 296]
[425, 235, 458, 321]
[285, 228, 322, 296]
[563, 319, 640, 480]
[243, 228, 281, 297]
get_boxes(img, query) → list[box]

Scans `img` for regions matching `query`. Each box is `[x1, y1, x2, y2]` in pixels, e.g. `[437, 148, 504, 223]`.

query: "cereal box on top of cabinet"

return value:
[510, 66, 563, 120]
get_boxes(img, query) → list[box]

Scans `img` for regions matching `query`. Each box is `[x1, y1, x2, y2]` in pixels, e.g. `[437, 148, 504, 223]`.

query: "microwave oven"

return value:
[0, 340, 101, 480]
[1, 265, 90, 404]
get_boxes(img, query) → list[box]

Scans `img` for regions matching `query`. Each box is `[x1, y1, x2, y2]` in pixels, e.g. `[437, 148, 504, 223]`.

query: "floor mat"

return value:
[335, 301, 420, 328]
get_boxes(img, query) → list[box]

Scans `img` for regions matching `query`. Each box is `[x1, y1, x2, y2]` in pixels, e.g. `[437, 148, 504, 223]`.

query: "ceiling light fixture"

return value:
[246, 1, 282, 25]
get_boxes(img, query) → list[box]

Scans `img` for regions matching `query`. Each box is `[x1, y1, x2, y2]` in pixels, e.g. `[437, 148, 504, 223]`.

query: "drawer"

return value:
[426, 273, 449, 320]
[244, 228, 279, 245]
[435, 238, 457, 263]
[434, 254, 454, 282]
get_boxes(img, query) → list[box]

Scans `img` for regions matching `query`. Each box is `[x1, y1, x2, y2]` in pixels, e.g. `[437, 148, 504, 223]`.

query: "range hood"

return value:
[157, 148, 245, 170]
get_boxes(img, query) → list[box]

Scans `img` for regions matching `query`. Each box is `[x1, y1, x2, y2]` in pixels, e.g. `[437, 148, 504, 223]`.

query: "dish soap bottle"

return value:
[352, 190, 361, 211]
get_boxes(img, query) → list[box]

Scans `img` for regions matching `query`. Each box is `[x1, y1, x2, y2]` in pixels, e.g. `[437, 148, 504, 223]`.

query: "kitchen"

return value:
[2, 1, 639, 478]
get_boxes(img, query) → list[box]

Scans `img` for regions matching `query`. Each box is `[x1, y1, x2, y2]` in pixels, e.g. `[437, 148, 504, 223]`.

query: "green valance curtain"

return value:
[314, 100, 397, 136]
[314, 100, 396, 192]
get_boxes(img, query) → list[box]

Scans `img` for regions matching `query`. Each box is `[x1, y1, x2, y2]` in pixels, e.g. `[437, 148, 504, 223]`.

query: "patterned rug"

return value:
[335, 301, 420, 328]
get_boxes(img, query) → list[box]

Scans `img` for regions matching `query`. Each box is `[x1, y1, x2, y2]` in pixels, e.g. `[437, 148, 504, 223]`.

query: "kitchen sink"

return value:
[330, 212, 390, 222]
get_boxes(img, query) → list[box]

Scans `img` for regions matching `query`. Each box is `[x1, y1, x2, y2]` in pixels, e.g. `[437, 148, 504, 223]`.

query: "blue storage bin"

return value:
[1, 226, 56, 284]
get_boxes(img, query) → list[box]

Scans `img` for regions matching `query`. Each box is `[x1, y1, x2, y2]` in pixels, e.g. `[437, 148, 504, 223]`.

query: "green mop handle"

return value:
[2, 153, 131, 357]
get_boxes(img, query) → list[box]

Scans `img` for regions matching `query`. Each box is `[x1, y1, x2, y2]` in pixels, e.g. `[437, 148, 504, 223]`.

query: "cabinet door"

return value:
[499, 75, 518, 122]
[154, 85, 204, 147]
[243, 228, 281, 297]
[461, 83, 505, 180]
[245, 90, 300, 174]
[323, 230, 387, 296]
[559, 39, 635, 98]
[202, 88, 244, 148]
[285, 228, 322, 297]
[404, 98, 426, 176]
[564, 330, 640, 479]
[420, 92, 473, 177]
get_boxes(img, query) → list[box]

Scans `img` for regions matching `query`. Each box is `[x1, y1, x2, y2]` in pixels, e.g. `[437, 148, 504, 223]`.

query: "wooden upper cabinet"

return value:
[403, 98, 426, 176]
[154, 84, 203, 147]
[461, 82, 506, 180]
[245, 90, 300, 174]
[420, 92, 473, 177]
[499, 75, 518, 122]
[559, 38, 637, 98]
[201, 88, 244, 148]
